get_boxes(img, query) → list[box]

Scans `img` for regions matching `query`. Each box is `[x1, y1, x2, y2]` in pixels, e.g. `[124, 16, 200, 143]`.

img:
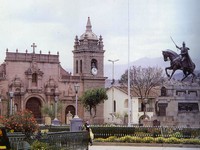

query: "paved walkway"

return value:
[89, 145, 199, 150]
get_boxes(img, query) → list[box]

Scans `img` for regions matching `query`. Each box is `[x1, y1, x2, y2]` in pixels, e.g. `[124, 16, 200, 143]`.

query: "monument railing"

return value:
[47, 131, 88, 149]
[7, 132, 28, 150]
[7, 131, 89, 150]
[91, 125, 200, 139]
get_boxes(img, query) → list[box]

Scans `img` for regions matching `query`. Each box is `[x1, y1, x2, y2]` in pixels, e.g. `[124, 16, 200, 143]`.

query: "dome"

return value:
[80, 17, 98, 40]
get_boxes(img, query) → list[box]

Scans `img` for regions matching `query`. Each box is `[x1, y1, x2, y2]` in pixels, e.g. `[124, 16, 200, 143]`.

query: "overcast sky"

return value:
[0, 0, 200, 72]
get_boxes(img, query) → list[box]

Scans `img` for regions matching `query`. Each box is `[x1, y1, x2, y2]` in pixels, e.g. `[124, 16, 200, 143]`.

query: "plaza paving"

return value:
[89, 145, 200, 150]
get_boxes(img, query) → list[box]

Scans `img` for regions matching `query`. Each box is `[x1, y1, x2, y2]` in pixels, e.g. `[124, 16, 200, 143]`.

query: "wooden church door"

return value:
[26, 97, 42, 123]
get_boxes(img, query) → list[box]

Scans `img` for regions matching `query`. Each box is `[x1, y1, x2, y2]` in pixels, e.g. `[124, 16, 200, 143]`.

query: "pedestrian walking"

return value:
[83, 121, 94, 146]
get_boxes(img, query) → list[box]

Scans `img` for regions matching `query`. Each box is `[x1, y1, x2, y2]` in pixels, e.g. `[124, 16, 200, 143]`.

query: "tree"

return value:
[119, 66, 164, 100]
[80, 88, 108, 119]
[41, 102, 62, 119]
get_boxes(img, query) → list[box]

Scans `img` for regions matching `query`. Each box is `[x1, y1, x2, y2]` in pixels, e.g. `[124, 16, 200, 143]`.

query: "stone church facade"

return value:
[0, 17, 106, 124]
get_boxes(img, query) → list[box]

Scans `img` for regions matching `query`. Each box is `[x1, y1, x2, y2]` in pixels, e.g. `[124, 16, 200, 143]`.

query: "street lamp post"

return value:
[74, 83, 80, 118]
[108, 59, 119, 123]
[70, 83, 82, 132]
[9, 91, 14, 116]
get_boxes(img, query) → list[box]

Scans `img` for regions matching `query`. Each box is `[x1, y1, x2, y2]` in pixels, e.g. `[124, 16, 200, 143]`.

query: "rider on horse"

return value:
[176, 42, 193, 69]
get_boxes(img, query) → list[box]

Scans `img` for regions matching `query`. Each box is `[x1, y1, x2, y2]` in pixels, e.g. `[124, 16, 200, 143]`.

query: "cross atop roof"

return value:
[31, 43, 37, 53]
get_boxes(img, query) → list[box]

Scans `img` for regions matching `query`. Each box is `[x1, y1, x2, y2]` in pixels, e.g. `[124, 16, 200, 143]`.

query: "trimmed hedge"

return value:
[94, 136, 200, 145]
[91, 126, 200, 139]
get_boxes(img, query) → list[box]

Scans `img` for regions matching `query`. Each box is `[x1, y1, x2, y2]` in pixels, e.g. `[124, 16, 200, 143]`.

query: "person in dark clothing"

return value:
[176, 41, 193, 68]
[84, 121, 93, 146]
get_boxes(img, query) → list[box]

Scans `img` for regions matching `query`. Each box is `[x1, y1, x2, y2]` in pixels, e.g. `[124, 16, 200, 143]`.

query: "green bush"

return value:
[106, 136, 117, 142]
[171, 132, 183, 138]
[142, 137, 154, 143]
[94, 138, 106, 142]
[163, 137, 180, 144]
[31, 140, 50, 150]
[130, 136, 142, 143]
[94, 135, 200, 145]
[31, 140, 62, 150]
[119, 136, 135, 143]
[154, 137, 165, 143]
[181, 138, 200, 144]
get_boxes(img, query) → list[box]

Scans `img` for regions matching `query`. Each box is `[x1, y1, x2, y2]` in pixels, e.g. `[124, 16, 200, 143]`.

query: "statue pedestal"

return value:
[52, 118, 60, 126]
[70, 116, 83, 131]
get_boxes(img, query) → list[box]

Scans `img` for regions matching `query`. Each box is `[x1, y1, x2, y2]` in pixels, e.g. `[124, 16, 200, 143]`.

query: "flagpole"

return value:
[128, 0, 131, 127]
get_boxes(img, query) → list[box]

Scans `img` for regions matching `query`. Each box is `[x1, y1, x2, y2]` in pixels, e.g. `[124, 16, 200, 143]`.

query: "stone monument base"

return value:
[70, 116, 83, 131]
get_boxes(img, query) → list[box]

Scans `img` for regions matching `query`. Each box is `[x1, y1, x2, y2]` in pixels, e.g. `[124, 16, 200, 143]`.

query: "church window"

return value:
[141, 102, 145, 111]
[161, 86, 167, 96]
[158, 103, 168, 116]
[80, 60, 82, 73]
[76, 60, 78, 73]
[178, 103, 199, 113]
[91, 59, 97, 69]
[32, 73, 37, 85]
[188, 90, 198, 97]
[176, 90, 186, 96]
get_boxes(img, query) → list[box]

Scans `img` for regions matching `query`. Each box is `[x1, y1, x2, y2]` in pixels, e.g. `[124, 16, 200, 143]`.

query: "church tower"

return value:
[73, 17, 106, 90]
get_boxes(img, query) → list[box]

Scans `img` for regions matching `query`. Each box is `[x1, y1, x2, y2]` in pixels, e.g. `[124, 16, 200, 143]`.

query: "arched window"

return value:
[91, 59, 97, 69]
[32, 73, 37, 86]
[124, 99, 128, 108]
[161, 86, 167, 96]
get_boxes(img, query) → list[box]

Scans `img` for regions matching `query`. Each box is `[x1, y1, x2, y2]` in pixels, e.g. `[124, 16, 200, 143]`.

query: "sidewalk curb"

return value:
[93, 142, 200, 148]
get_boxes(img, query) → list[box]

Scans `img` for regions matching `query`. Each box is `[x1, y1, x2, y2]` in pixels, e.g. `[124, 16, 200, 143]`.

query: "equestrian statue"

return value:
[162, 39, 196, 82]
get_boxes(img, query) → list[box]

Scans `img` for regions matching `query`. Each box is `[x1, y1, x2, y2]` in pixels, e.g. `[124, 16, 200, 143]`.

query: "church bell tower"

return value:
[73, 17, 106, 90]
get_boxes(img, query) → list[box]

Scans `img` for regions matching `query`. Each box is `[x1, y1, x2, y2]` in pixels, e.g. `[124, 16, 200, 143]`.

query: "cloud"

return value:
[0, 0, 199, 72]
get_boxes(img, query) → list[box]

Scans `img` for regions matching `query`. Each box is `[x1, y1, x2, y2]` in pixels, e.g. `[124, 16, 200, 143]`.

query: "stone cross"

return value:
[31, 43, 37, 53]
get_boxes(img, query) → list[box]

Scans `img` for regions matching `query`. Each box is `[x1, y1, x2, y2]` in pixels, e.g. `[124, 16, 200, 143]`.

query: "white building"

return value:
[104, 86, 158, 125]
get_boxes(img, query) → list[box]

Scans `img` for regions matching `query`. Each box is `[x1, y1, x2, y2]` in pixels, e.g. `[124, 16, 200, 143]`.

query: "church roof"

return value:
[107, 85, 160, 98]
[80, 17, 98, 40]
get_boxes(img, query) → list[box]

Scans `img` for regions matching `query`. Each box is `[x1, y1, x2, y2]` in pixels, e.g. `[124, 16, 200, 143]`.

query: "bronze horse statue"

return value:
[162, 50, 196, 81]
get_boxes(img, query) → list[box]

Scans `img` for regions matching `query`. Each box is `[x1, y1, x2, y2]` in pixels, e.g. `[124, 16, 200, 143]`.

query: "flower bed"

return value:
[0, 110, 39, 139]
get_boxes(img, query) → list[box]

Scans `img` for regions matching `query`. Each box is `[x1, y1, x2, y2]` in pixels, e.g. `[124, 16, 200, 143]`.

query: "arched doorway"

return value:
[26, 97, 42, 123]
[139, 115, 150, 126]
[65, 105, 75, 124]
